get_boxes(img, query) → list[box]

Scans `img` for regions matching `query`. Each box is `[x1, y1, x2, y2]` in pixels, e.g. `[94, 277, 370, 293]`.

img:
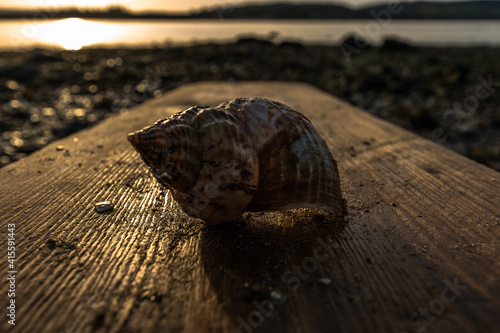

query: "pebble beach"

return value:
[1, 38, 499, 170]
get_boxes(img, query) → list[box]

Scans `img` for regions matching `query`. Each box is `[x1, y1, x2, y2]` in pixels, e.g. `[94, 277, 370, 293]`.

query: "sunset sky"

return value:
[0, 0, 466, 12]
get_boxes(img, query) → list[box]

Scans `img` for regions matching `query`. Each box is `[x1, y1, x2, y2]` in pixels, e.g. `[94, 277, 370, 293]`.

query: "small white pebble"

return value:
[319, 278, 332, 285]
[95, 201, 113, 213]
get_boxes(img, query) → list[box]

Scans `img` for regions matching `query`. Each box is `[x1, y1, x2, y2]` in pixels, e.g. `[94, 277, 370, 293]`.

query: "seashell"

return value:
[128, 97, 346, 225]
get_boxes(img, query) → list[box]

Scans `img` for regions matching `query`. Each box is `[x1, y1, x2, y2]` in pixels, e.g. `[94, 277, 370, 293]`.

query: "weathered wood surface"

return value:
[1, 82, 499, 333]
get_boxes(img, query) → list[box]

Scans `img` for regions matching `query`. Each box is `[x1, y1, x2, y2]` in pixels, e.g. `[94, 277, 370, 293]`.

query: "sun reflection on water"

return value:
[39, 18, 121, 50]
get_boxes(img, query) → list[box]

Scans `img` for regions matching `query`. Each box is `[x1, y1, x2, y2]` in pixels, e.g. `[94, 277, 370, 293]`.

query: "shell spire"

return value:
[128, 98, 346, 224]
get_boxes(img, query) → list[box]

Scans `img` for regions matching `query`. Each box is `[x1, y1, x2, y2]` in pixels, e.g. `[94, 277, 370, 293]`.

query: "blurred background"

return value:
[0, 0, 499, 170]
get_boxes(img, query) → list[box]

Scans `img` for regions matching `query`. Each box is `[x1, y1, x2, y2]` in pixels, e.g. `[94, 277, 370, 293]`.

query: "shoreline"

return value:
[2, 1, 500, 20]
[1, 40, 499, 170]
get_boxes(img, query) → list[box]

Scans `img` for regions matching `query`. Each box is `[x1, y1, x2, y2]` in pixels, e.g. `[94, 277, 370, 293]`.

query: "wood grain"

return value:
[1, 82, 498, 333]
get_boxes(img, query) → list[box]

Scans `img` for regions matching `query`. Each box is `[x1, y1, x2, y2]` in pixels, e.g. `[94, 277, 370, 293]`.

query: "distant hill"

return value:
[1, 1, 500, 20]
[354, 1, 500, 20]
[191, 1, 500, 19]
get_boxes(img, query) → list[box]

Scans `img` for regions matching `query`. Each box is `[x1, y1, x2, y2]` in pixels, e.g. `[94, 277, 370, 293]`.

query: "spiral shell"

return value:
[128, 97, 345, 224]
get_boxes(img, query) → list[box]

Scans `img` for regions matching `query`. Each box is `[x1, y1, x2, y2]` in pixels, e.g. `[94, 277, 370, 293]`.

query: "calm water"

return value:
[1, 18, 500, 50]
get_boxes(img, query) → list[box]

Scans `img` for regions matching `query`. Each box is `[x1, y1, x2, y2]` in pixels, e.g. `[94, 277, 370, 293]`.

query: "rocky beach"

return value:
[1, 39, 499, 170]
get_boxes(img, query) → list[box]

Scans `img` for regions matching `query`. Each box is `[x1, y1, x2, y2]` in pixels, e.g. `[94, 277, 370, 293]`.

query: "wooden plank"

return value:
[1, 82, 498, 333]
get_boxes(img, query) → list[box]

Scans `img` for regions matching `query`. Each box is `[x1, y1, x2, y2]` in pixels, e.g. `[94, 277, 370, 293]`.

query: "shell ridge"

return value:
[174, 107, 259, 224]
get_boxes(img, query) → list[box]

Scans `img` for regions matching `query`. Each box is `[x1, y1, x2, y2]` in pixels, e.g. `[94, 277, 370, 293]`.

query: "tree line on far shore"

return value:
[1, 1, 500, 20]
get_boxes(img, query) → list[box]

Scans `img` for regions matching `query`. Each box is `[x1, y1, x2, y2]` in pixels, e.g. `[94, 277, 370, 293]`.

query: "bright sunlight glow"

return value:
[38, 18, 121, 50]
